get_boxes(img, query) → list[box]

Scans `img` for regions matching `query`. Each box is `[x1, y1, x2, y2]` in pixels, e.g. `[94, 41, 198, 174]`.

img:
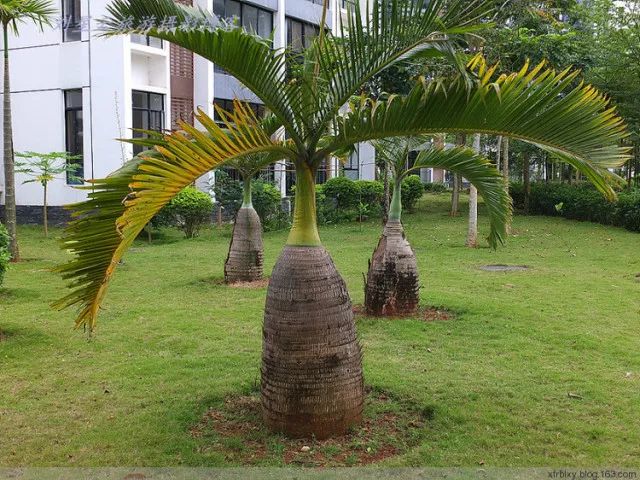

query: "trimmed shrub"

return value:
[401, 175, 425, 212]
[510, 182, 640, 233]
[252, 180, 289, 231]
[424, 182, 448, 194]
[355, 180, 385, 217]
[0, 223, 10, 287]
[212, 170, 243, 217]
[165, 187, 214, 238]
[322, 176, 361, 210]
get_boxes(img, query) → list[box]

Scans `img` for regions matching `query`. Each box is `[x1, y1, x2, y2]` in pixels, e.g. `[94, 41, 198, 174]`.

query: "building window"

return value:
[343, 145, 360, 180]
[213, 98, 266, 125]
[64, 90, 84, 184]
[131, 34, 163, 49]
[62, 0, 81, 42]
[213, 1, 273, 73]
[132, 91, 165, 156]
[213, 0, 273, 37]
[286, 17, 320, 53]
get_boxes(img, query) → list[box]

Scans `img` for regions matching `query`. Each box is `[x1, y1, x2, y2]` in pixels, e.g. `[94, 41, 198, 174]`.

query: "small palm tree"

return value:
[1, 0, 55, 260]
[54, 0, 629, 439]
[221, 149, 279, 284]
[15, 151, 82, 237]
[365, 136, 510, 316]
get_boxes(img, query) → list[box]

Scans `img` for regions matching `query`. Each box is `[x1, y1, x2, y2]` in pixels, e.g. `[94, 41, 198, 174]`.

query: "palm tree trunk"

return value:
[43, 183, 48, 237]
[382, 161, 390, 224]
[502, 137, 511, 235]
[466, 134, 481, 248]
[2, 24, 18, 261]
[261, 163, 364, 439]
[364, 178, 419, 316]
[224, 176, 263, 283]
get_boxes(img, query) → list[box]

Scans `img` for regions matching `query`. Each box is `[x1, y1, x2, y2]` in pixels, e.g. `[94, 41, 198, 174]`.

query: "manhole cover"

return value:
[479, 264, 530, 272]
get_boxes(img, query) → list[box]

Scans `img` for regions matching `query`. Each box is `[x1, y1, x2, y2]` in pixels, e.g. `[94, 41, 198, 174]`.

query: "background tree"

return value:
[15, 151, 81, 237]
[1, 0, 55, 260]
[54, 0, 629, 440]
[466, 134, 482, 247]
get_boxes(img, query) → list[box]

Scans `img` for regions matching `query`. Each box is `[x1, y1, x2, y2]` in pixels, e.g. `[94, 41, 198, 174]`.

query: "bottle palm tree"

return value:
[54, 0, 629, 439]
[1, 0, 55, 261]
[365, 136, 510, 316]
[221, 151, 278, 283]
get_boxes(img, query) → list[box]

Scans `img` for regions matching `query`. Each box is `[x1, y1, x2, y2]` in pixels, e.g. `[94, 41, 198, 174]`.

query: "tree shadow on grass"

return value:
[0, 287, 42, 305]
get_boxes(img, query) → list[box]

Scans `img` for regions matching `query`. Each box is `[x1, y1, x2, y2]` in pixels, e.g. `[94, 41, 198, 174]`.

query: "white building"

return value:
[0, 0, 440, 224]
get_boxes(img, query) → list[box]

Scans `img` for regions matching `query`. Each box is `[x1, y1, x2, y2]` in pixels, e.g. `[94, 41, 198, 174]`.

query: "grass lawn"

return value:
[1, 194, 639, 467]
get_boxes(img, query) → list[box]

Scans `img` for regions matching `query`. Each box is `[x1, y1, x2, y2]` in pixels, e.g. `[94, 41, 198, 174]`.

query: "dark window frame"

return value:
[213, 1, 274, 73]
[64, 89, 84, 184]
[343, 145, 360, 180]
[132, 90, 166, 156]
[131, 34, 163, 49]
[62, 0, 82, 42]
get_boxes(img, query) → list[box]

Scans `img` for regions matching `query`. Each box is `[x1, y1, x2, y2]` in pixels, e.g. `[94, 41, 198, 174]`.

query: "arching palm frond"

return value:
[308, 0, 494, 139]
[326, 57, 630, 199]
[409, 146, 511, 249]
[100, 0, 302, 145]
[53, 103, 293, 331]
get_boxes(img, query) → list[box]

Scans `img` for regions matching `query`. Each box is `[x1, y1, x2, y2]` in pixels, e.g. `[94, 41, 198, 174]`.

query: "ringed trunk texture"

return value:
[364, 219, 420, 317]
[224, 206, 264, 283]
[261, 245, 364, 439]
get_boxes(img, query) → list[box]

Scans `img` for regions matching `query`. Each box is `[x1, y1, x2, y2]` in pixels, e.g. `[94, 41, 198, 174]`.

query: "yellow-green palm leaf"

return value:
[53, 103, 292, 330]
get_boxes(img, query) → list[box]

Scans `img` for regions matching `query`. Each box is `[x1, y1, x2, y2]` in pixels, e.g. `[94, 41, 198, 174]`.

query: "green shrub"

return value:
[424, 182, 448, 194]
[354, 180, 384, 217]
[252, 180, 289, 231]
[510, 182, 640, 233]
[164, 187, 214, 238]
[322, 176, 361, 210]
[212, 170, 243, 217]
[0, 223, 10, 287]
[400, 175, 425, 212]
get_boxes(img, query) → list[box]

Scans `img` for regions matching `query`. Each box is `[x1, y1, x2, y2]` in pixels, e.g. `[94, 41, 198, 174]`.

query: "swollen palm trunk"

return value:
[364, 219, 420, 316]
[261, 245, 364, 439]
[224, 207, 264, 283]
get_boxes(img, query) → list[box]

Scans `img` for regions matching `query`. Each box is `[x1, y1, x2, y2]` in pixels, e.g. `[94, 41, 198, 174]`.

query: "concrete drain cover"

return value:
[480, 264, 530, 272]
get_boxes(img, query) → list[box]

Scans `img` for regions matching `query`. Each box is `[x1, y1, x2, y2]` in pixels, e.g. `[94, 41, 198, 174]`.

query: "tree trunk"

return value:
[466, 134, 481, 248]
[495, 135, 502, 172]
[523, 153, 531, 214]
[261, 163, 364, 439]
[382, 161, 390, 224]
[502, 137, 511, 235]
[450, 174, 460, 216]
[225, 177, 264, 283]
[2, 25, 18, 261]
[43, 183, 48, 238]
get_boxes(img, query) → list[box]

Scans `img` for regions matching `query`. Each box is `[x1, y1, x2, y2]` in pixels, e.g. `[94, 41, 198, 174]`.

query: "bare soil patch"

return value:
[227, 278, 270, 289]
[353, 304, 455, 322]
[190, 387, 431, 466]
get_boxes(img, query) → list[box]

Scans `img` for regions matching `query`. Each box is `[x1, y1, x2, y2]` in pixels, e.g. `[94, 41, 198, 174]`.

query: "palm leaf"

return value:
[100, 0, 304, 145]
[307, 0, 494, 140]
[53, 102, 292, 331]
[409, 146, 512, 249]
[325, 57, 630, 199]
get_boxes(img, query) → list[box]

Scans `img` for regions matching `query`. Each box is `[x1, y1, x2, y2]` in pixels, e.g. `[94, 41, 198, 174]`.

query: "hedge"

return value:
[0, 222, 11, 286]
[510, 182, 640, 233]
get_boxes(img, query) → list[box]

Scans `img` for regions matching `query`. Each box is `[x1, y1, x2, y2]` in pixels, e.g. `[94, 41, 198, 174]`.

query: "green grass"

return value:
[1, 194, 639, 467]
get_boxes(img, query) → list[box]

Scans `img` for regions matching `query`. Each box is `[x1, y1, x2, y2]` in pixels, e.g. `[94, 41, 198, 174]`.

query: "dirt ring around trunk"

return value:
[353, 304, 455, 322]
[190, 387, 434, 467]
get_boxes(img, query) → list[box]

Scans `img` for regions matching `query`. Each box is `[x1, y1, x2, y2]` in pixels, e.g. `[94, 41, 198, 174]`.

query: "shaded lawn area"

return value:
[1, 194, 639, 467]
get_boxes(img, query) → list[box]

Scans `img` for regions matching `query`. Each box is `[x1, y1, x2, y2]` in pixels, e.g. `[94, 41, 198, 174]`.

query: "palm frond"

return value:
[326, 57, 630, 199]
[410, 146, 511, 248]
[53, 102, 291, 331]
[101, 0, 302, 145]
[0, 0, 55, 33]
[308, 0, 494, 141]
